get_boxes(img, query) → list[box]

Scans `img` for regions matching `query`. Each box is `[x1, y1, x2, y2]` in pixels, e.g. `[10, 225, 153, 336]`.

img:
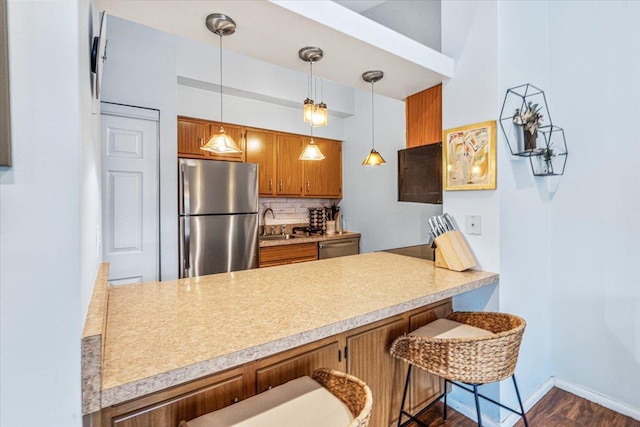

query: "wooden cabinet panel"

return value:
[303, 137, 342, 198]
[255, 340, 342, 394]
[259, 242, 318, 268]
[177, 118, 207, 158]
[276, 134, 304, 196]
[109, 370, 246, 427]
[245, 129, 276, 196]
[406, 84, 442, 148]
[345, 318, 406, 427]
[407, 301, 451, 412]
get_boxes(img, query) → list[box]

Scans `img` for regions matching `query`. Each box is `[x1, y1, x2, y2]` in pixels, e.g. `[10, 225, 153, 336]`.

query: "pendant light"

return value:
[299, 121, 326, 161]
[201, 13, 242, 154]
[362, 70, 386, 166]
[299, 47, 328, 127]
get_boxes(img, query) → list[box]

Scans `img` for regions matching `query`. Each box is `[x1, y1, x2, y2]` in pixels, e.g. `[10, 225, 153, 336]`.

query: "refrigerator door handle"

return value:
[181, 162, 191, 215]
[183, 219, 191, 277]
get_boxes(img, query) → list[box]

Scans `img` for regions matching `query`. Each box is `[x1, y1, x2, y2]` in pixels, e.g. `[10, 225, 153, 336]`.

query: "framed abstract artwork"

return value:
[442, 120, 496, 191]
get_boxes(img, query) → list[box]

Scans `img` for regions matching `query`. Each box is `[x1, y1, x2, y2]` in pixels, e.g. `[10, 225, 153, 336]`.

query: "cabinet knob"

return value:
[306, 181, 310, 192]
[269, 179, 273, 191]
[198, 137, 203, 146]
[232, 397, 239, 404]
[279, 180, 283, 191]
[267, 385, 273, 391]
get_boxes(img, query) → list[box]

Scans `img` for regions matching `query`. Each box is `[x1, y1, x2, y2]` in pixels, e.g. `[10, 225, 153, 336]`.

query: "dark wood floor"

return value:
[406, 387, 640, 427]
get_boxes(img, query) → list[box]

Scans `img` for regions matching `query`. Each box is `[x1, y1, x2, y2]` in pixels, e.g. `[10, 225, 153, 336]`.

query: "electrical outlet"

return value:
[466, 215, 482, 235]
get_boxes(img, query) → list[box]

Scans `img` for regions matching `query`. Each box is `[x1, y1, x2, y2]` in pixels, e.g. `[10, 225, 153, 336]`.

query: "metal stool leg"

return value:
[512, 375, 529, 427]
[473, 384, 483, 427]
[397, 364, 412, 427]
[443, 379, 449, 421]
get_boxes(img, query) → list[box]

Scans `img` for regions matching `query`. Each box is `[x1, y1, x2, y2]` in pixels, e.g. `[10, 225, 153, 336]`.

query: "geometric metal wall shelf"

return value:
[500, 83, 568, 176]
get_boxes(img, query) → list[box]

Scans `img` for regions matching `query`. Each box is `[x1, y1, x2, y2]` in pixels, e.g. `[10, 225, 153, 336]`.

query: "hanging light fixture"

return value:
[362, 70, 386, 166]
[201, 13, 242, 154]
[299, 47, 328, 127]
[299, 120, 326, 161]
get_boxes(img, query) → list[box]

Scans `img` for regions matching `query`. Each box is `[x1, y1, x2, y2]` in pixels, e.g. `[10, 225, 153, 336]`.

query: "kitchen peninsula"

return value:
[83, 252, 498, 426]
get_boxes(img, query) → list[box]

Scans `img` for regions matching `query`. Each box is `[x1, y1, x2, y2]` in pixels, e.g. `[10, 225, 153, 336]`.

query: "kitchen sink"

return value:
[259, 234, 296, 241]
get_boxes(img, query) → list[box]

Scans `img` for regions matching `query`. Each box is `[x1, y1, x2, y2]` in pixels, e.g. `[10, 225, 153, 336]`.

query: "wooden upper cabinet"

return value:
[177, 118, 207, 158]
[406, 84, 442, 148]
[276, 134, 304, 196]
[303, 137, 342, 198]
[245, 129, 276, 196]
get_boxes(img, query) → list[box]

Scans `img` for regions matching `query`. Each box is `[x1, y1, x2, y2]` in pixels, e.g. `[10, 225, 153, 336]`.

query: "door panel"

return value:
[101, 104, 159, 285]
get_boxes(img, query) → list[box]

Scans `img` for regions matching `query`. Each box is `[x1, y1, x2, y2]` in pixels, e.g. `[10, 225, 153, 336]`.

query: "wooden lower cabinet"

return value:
[346, 317, 406, 427]
[103, 367, 248, 427]
[255, 337, 342, 394]
[98, 300, 452, 427]
[259, 242, 318, 267]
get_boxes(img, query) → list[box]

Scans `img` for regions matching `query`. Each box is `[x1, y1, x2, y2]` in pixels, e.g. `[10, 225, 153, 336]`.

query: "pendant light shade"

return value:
[362, 149, 386, 166]
[202, 13, 242, 154]
[299, 47, 328, 127]
[299, 138, 326, 161]
[362, 70, 386, 166]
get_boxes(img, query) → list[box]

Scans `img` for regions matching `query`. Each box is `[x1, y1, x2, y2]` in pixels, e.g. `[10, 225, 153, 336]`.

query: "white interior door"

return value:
[101, 103, 159, 285]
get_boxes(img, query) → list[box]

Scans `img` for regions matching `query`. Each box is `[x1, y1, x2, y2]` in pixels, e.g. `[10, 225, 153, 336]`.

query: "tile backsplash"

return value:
[259, 198, 340, 225]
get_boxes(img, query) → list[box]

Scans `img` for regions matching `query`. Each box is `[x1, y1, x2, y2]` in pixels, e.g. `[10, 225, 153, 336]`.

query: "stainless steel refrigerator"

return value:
[179, 158, 259, 278]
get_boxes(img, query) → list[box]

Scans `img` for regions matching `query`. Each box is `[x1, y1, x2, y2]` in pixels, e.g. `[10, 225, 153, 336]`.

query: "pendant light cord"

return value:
[371, 81, 375, 150]
[219, 33, 224, 125]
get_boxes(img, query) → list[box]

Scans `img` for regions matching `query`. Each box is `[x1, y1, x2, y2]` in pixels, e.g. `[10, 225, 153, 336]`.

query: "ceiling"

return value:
[96, 0, 452, 100]
[333, 0, 387, 14]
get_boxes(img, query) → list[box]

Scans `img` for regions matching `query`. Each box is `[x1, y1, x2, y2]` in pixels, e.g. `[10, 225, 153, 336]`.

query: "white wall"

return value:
[0, 1, 90, 425]
[496, 0, 555, 418]
[340, 88, 442, 253]
[548, 1, 640, 412]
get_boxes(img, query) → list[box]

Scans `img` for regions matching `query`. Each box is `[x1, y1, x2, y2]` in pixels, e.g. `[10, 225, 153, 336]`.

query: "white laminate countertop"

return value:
[97, 252, 498, 408]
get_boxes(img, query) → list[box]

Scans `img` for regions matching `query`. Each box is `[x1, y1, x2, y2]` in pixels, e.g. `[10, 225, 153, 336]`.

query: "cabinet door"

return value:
[255, 340, 342, 393]
[276, 134, 304, 196]
[345, 317, 406, 427]
[406, 84, 442, 148]
[407, 301, 451, 413]
[177, 118, 207, 158]
[245, 129, 276, 196]
[204, 122, 245, 162]
[303, 137, 342, 198]
[259, 242, 318, 268]
[110, 371, 246, 427]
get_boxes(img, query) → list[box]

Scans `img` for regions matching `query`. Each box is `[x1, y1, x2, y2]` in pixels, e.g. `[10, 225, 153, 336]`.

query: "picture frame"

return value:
[0, 0, 11, 167]
[442, 120, 496, 191]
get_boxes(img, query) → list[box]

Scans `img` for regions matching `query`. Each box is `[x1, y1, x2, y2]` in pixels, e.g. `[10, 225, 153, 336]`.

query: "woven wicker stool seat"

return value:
[390, 312, 528, 427]
[179, 368, 372, 427]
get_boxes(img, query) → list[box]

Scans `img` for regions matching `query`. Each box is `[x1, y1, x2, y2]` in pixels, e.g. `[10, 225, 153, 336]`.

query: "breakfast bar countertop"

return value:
[96, 252, 499, 409]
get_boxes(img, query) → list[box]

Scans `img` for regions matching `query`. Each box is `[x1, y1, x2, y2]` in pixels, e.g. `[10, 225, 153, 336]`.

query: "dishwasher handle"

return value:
[319, 240, 358, 249]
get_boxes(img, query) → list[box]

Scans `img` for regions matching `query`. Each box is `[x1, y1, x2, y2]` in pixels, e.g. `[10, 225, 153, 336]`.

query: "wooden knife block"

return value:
[434, 230, 477, 271]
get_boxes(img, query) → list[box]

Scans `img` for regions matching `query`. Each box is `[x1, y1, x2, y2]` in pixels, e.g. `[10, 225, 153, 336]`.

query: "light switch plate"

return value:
[466, 215, 482, 235]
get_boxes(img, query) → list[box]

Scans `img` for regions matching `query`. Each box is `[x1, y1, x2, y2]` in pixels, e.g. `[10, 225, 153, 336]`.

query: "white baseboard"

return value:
[554, 378, 640, 422]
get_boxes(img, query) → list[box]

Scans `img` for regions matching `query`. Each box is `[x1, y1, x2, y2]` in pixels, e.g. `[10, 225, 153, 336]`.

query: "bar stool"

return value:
[179, 368, 372, 427]
[390, 312, 528, 427]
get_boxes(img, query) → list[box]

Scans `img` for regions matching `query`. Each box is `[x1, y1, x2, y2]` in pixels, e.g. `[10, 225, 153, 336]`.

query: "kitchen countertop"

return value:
[95, 252, 498, 409]
[258, 230, 360, 247]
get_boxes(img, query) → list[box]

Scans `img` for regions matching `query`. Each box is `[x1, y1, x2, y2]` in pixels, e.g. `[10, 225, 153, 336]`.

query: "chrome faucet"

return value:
[262, 208, 275, 235]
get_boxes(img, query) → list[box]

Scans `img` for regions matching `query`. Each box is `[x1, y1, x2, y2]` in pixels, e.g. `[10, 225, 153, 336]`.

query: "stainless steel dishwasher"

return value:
[318, 237, 360, 259]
